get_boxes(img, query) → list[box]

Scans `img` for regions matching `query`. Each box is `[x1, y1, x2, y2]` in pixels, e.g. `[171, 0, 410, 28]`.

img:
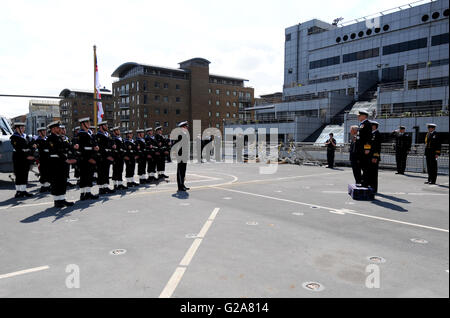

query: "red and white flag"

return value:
[94, 52, 104, 123]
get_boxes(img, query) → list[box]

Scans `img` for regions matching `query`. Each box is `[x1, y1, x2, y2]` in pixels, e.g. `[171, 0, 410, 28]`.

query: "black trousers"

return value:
[137, 157, 146, 176]
[367, 161, 379, 193]
[97, 160, 111, 185]
[360, 156, 371, 188]
[125, 159, 135, 178]
[327, 149, 335, 168]
[73, 163, 80, 179]
[425, 154, 438, 183]
[395, 151, 408, 174]
[13, 154, 30, 186]
[156, 155, 165, 172]
[79, 160, 95, 188]
[147, 157, 156, 174]
[39, 158, 50, 184]
[350, 157, 362, 185]
[112, 159, 124, 181]
[177, 162, 187, 189]
[65, 162, 70, 181]
[49, 160, 67, 196]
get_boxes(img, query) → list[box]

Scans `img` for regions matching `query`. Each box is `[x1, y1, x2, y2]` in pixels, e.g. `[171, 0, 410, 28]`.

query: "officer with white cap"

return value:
[355, 110, 373, 188]
[391, 125, 411, 175]
[424, 123, 441, 184]
[368, 120, 381, 193]
[47, 121, 76, 208]
[173, 121, 190, 191]
[10, 122, 35, 198]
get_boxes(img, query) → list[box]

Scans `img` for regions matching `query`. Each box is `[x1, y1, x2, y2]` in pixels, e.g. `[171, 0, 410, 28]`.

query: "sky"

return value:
[0, 0, 417, 118]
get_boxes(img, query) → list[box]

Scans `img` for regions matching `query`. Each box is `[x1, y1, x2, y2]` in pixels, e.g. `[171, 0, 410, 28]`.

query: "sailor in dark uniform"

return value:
[155, 126, 170, 179]
[135, 129, 147, 184]
[72, 126, 81, 184]
[96, 121, 115, 194]
[355, 110, 373, 188]
[391, 126, 411, 175]
[368, 121, 382, 193]
[47, 121, 75, 208]
[111, 126, 127, 190]
[76, 117, 99, 200]
[173, 121, 190, 191]
[349, 125, 362, 185]
[145, 127, 157, 183]
[10, 122, 34, 198]
[35, 127, 51, 192]
[124, 130, 139, 187]
[424, 123, 441, 185]
[60, 125, 75, 187]
[325, 133, 336, 169]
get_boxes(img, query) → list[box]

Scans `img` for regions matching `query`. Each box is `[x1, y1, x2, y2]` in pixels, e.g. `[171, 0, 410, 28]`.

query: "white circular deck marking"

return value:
[410, 238, 428, 244]
[246, 221, 259, 226]
[109, 249, 127, 255]
[302, 282, 324, 292]
[367, 256, 386, 264]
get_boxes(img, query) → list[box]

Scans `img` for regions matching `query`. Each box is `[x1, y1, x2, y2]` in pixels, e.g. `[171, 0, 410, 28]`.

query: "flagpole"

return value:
[93, 45, 98, 133]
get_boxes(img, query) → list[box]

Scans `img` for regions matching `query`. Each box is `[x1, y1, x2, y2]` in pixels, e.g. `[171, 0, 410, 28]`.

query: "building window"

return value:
[208, 88, 212, 93]
[226, 113, 230, 118]
[285, 33, 291, 41]
[216, 124, 220, 128]
[176, 109, 180, 115]
[176, 84, 180, 90]
[431, 33, 449, 46]
[309, 55, 340, 69]
[226, 90, 230, 96]
[163, 96, 169, 102]
[155, 121, 160, 127]
[382, 38, 427, 55]
[343, 48, 379, 63]
[154, 82, 160, 88]
[154, 95, 160, 101]
[233, 91, 237, 96]
[216, 112, 220, 117]
[233, 102, 237, 107]
[155, 108, 160, 114]
[164, 122, 169, 127]
[163, 83, 169, 89]
[164, 109, 168, 114]
[208, 112, 211, 117]
[232, 113, 236, 118]
[143, 81, 147, 91]
[226, 101, 230, 106]
[208, 100, 212, 105]
[216, 89, 220, 95]
[176, 97, 181, 102]
[143, 95, 147, 104]
[216, 101, 220, 106]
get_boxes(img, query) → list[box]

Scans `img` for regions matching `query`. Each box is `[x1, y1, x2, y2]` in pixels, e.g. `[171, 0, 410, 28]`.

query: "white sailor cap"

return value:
[73, 126, 80, 131]
[358, 110, 369, 116]
[125, 130, 133, 134]
[78, 117, 90, 123]
[136, 129, 144, 133]
[37, 127, 47, 132]
[13, 122, 25, 127]
[177, 121, 188, 127]
[370, 120, 379, 126]
[47, 121, 61, 129]
[59, 124, 66, 129]
[399, 125, 406, 130]
[427, 123, 437, 128]
[112, 126, 121, 131]
[145, 127, 153, 132]
[98, 121, 108, 126]
[155, 126, 162, 131]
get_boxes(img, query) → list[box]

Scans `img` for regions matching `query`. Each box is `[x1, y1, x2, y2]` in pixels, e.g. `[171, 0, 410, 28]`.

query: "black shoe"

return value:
[139, 179, 147, 185]
[66, 182, 75, 188]
[86, 193, 99, 200]
[14, 191, 24, 198]
[40, 186, 50, 193]
[183, 187, 190, 191]
[118, 185, 127, 190]
[132, 182, 140, 187]
[54, 200, 65, 208]
[127, 182, 134, 188]
[80, 193, 88, 201]
[161, 174, 169, 179]
[424, 181, 430, 184]
[114, 185, 118, 191]
[106, 188, 116, 194]
[22, 191, 33, 197]
[429, 182, 436, 185]
[178, 188, 186, 192]
[62, 200, 75, 207]
[395, 172, 401, 174]
[99, 188, 107, 195]
[147, 176, 156, 183]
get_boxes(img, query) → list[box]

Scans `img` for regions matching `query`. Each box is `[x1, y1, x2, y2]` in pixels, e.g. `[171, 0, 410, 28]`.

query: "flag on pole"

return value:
[94, 52, 104, 123]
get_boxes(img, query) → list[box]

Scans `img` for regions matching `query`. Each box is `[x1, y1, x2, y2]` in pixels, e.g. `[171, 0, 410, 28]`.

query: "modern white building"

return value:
[226, 0, 449, 144]
[26, 99, 61, 135]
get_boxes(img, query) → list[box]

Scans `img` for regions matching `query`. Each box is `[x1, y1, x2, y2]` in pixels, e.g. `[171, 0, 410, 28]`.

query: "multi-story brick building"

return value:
[59, 88, 113, 134]
[25, 99, 60, 135]
[111, 58, 254, 134]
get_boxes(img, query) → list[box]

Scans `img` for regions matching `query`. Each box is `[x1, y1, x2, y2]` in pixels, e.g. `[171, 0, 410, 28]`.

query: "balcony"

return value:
[119, 104, 130, 109]
[119, 90, 129, 97]
[120, 115, 130, 121]
[238, 96, 252, 102]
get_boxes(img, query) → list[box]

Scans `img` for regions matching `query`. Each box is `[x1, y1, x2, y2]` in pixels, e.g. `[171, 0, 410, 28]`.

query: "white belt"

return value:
[84, 147, 92, 150]
[43, 149, 49, 152]
[50, 155, 59, 158]
[105, 149, 111, 152]
[22, 149, 30, 152]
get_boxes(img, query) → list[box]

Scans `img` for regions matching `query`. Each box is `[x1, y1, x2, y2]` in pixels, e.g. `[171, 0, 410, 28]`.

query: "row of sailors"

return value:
[10, 117, 172, 208]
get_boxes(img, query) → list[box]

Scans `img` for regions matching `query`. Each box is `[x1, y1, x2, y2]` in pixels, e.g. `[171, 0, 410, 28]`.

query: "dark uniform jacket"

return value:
[47, 133, 67, 163]
[370, 129, 382, 162]
[112, 135, 126, 161]
[96, 131, 114, 162]
[135, 137, 146, 160]
[356, 119, 373, 159]
[391, 132, 411, 152]
[61, 135, 75, 160]
[326, 138, 336, 150]
[35, 135, 50, 162]
[425, 130, 441, 157]
[145, 134, 157, 158]
[10, 132, 32, 162]
[155, 134, 170, 155]
[77, 129, 98, 162]
[124, 138, 137, 161]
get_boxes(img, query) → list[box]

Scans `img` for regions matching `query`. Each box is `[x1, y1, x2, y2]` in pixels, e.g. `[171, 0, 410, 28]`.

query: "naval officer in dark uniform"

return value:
[135, 129, 147, 184]
[325, 133, 336, 168]
[96, 121, 115, 194]
[10, 122, 34, 198]
[424, 123, 441, 184]
[155, 126, 170, 179]
[47, 121, 75, 208]
[173, 121, 190, 191]
[111, 126, 127, 190]
[76, 117, 99, 200]
[124, 130, 138, 187]
[35, 126, 51, 192]
[368, 121, 382, 193]
[391, 126, 411, 175]
[145, 127, 157, 183]
[355, 110, 373, 188]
